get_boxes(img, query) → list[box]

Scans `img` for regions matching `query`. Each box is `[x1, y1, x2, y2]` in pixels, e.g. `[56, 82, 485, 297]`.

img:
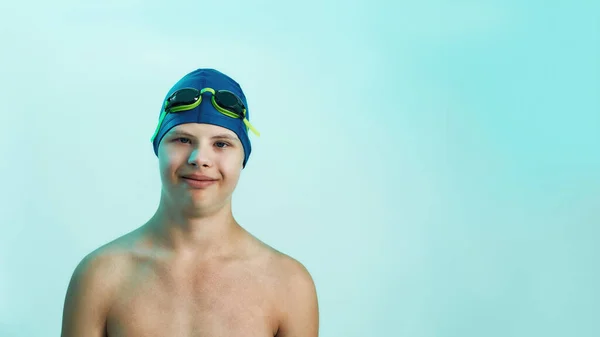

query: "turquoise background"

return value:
[1, 1, 598, 336]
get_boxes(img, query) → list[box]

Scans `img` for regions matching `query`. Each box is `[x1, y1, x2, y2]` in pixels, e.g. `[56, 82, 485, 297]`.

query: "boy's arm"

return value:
[276, 259, 319, 337]
[61, 253, 122, 337]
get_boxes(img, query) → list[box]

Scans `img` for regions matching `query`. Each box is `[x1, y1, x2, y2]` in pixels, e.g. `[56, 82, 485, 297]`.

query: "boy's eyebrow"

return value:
[211, 134, 238, 140]
[169, 131, 196, 138]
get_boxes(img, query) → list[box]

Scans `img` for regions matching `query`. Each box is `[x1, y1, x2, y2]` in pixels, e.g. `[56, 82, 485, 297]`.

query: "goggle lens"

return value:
[167, 88, 200, 110]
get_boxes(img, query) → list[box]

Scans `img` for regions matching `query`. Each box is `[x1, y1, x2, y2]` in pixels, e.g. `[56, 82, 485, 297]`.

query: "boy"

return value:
[60, 68, 319, 337]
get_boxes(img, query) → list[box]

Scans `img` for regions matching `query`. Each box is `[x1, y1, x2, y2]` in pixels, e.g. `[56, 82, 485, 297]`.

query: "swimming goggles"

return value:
[150, 87, 260, 143]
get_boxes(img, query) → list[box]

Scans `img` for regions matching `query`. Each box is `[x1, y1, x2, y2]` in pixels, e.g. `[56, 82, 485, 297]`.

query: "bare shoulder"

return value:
[252, 242, 319, 337]
[245, 233, 309, 275]
[61, 233, 136, 337]
[275, 252, 315, 286]
[245, 236, 316, 288]
[70, 231, 139, 283]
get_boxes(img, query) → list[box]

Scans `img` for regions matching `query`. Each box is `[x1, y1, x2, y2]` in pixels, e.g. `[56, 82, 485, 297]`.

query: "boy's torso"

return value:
[100, 229, 284, 337]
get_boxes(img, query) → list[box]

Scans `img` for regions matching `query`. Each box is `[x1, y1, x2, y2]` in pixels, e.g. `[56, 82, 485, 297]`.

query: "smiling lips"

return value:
[181, 174, 218, 188]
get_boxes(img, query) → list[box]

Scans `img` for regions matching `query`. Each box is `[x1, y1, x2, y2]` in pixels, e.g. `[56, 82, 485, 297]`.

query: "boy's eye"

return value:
[215, 141, 229, 148]
[175, 137, 191, 144]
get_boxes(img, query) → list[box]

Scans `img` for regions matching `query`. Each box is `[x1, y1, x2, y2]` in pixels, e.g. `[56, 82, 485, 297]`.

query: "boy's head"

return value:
[151, 68, 257, 213]
[151, 68, 254, 168]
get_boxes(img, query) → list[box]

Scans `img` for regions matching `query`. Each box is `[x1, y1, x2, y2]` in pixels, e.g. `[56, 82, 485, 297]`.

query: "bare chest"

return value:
[106, 259, 279, 337]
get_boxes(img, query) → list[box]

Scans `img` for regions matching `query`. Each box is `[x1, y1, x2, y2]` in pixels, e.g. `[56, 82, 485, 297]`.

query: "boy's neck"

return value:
[143, 202, 245, 258]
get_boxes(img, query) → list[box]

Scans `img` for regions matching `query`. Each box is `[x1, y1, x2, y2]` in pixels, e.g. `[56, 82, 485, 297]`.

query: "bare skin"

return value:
[61, 123, 319, 337]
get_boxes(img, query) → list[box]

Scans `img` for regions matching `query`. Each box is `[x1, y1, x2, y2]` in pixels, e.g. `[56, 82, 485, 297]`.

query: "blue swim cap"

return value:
[152, 68, 253, 168]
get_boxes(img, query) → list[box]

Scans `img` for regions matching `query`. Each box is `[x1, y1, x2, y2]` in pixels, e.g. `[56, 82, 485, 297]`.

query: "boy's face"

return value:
[157, 123, 244, 213]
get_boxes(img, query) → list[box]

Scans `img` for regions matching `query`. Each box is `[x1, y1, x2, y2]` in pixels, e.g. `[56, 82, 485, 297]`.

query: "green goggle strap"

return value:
[150, 100, 170, 143]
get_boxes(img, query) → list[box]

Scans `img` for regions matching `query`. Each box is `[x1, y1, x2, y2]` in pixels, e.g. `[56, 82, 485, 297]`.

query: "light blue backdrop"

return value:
[0, 1, 598, 336]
